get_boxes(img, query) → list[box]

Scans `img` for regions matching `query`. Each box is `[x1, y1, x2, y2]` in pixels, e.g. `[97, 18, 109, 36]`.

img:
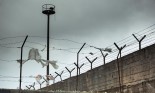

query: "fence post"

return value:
[65, 67, 75, 78]
[114, 42, 126, 93]
[92, 47, 111, 65]
[114, 43, 126, 58]
[132, 34, 146, 50]
[99, 49, 108, 65]
[55, 71, 64, 82]
[74, 63, 84, 74]
[76, 43, 86, 91]
[85, 57, 98, 70]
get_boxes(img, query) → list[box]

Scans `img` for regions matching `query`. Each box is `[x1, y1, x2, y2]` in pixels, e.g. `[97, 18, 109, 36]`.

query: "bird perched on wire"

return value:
[89, 52, 94, 55]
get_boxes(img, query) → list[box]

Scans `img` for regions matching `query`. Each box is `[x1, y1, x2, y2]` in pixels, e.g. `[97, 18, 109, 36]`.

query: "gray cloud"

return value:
[51, 0, 155, 39]
[1, 0, 155, 39]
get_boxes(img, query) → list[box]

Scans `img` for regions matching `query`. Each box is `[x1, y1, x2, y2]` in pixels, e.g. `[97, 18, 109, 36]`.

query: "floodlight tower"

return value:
[42, 4, 55, 84]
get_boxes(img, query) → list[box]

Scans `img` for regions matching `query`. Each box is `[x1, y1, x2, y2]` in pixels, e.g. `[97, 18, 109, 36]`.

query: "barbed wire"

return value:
[0, 23, 155, 86]
[50, 24, 155, 77]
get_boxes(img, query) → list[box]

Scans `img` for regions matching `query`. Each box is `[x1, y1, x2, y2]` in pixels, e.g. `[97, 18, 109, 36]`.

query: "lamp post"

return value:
[42, 4, 55, 85]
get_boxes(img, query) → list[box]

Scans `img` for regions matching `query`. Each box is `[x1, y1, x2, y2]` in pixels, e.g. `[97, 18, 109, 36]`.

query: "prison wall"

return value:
[0, 89, 89, 93]
[41, 44, 155, 92]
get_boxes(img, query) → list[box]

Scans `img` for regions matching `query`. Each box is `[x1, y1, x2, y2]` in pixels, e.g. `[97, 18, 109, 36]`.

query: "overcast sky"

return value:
[0, 0, 155, 89]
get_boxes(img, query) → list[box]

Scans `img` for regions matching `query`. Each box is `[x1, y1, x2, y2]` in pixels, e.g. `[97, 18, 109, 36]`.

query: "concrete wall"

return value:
[0, 89, 86, 93]
[41, 44, 155, 93]
[0, 89, 51, 93]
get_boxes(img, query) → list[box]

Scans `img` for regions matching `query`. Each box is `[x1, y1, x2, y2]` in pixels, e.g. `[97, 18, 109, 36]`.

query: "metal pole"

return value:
[99, 49, 105, 64]
[114, 43, 126, 93]
[65, 67, 75, 78]
[139, 42, 141, 50]
[55, 71, 64, 82]
[132, 34, 146, 50]
[85, 57, 97, 70]
[100, 49, 108, 65]
[19, 35, 28, 93]
[47, 14, 50, 78]
[65, 67, 71, 78]
[91, 62, 92, 70]
[114, 43, 126, 58]
[116, 53, 122, 93]
[42, 4, 55, 86]
[79, 63, 84, 74]
[76, 43, 86, 91]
